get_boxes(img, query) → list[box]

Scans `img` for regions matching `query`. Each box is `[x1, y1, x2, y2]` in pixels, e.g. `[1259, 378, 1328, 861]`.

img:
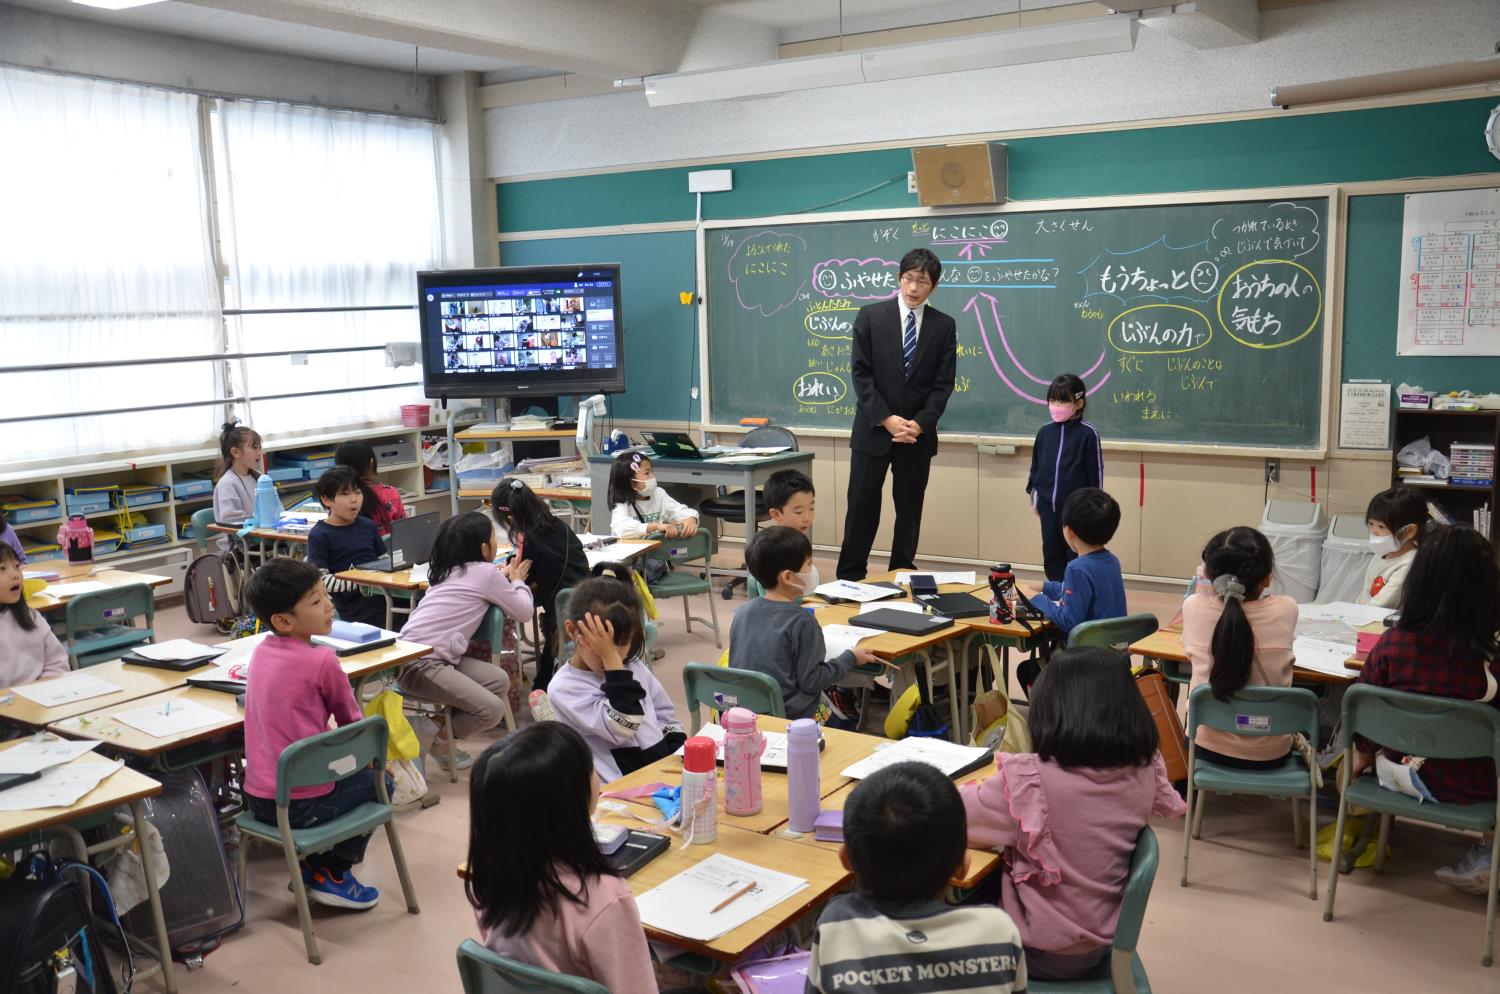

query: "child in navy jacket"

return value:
[1028, 374, 1103, 581]
[1025, 488, 1126, 635]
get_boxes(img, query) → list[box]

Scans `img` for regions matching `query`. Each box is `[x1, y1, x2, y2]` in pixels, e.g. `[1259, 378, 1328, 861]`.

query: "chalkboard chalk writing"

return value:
[729, 230, 807, 316]
[812, 258, 898, 299]
[1109, 304, 1213, 355]
[1216, 259, 1322, 350]
[793, 371, 847, 405]
[804, 298, 858, 340]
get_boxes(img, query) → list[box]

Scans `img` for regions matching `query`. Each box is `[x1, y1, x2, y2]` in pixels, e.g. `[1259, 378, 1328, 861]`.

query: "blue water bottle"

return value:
[254, 474, 281, 529]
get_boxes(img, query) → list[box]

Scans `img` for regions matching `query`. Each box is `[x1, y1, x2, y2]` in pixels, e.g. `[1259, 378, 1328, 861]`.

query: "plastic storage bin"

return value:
[172, 476, 214, 500]
[274, 451, 336, 478]
[373, 438, 417, 466]
[65, 488, 116, 514]
[266, 465, 305, 483]
[0, 494, 60, 523]
[1316, 514, 1374, 604]
[113, 485, 169, 510]
[1261, 500, 1327, 603]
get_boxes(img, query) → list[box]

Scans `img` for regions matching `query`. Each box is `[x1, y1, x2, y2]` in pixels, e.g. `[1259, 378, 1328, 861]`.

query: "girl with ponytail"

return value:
[1181, 526, 1298, 769]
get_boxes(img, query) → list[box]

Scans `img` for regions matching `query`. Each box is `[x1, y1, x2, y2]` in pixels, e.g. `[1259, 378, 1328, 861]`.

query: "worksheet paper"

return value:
[0, 738, 100, 776]
[1293, 637, 1358, 677]
[11, 673, 122, 708]
[855, 601, 926, 618]
[635, 853, 808, 942]
[112, 699, 228, 738]
[407, 563, 431, 584]
[812, 580, 902, 604]
[894, 571, 978, 587]
[43, 581, 113, 598]
[1298, 601, 1393, 628]
[0, 758, 123, 812]
[130, 640, 228, 663]
[841, 737, 991, 780]
[822, 624, 885, 661]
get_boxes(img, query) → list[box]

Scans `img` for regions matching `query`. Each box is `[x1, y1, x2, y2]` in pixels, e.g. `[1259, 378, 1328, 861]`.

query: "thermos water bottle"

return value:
[722, 707, 765, 816]
[786, 718, 821, 833]
[254, 474, 281, 529]
[680, 736, 718, 844]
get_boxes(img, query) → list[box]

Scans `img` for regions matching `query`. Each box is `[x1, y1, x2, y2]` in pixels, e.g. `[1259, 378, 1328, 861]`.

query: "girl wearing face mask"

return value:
[1027, 374, 1103, 582]
[607, 453, 700, 541]
[1357, 487, 1427, 608]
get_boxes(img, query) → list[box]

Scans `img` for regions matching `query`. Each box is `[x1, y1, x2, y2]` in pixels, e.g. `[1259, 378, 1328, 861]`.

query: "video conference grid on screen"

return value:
[428, 276, 619, 375]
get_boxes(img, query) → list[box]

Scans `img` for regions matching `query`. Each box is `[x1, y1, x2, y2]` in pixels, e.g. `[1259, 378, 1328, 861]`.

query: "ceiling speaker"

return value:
[911, 143, 1008, 207]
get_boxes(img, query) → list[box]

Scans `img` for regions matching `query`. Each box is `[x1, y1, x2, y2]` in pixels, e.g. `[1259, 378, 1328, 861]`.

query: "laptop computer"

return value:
[357, 511, 439, 573]
[641, 430, 705, 460]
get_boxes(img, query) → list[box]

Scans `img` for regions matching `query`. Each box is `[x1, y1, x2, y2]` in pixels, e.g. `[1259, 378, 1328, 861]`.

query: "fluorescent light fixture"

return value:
[72, 0, 166, 8]
[1270, 56, 1500, 109]
[642, 15, 1137, 107]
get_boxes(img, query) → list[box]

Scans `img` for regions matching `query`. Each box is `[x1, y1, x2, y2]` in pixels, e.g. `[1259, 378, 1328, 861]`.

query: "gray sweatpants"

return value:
[398, 657, 511, 740]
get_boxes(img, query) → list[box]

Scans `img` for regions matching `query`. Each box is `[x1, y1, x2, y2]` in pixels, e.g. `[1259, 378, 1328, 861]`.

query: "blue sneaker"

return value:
[306, 868, 380, 910]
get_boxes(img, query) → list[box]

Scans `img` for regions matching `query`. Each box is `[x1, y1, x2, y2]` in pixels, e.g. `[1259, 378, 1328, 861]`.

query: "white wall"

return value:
[484, 0, 1496, 178]
[0, 1, 436, 118]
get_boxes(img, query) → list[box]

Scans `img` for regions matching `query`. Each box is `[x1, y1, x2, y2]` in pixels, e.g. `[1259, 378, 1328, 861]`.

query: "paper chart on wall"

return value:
[1396, 188, 1500, 356]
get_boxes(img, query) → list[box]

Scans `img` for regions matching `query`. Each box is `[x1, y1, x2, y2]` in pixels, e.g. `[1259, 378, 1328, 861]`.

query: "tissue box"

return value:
[1398, 391, 1433, 409]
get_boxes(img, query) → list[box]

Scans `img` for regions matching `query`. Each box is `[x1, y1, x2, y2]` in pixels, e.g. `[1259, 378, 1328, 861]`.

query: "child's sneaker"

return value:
[1436, 841, 1493, 894]
[306, 869, 380, 910]
[432, 744, 474, 772]
[528, 689, 559, 722]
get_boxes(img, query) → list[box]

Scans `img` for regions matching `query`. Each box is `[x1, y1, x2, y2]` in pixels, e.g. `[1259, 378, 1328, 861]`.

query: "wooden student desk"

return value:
[1129, 629, 1359, 685]
[604, 715, 885, 834]
[0, 740, 178, 993]
[0, 656, 218, 730]
[26, 563, 174, 615]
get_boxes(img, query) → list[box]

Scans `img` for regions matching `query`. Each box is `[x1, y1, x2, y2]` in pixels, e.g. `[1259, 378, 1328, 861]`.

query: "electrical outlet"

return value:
[907, 171, 918, 194]
[1265, 458, 1280, 484]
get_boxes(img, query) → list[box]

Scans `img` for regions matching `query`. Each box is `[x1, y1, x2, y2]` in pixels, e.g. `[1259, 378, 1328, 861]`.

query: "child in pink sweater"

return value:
[399, 511, 534, 770]
[243, 557, 387, 911]
[963, 647, 1185, 981]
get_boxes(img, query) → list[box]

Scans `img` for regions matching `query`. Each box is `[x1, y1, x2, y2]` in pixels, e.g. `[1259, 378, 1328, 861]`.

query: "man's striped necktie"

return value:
[902, 310, 916, 378]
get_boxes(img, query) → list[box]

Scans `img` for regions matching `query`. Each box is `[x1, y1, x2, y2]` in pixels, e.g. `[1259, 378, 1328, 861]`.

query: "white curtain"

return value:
[212, 99, 440, 437]
[0, 67, 221, 464]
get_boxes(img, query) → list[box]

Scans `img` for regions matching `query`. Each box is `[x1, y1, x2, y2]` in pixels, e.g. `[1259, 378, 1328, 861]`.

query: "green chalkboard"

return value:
[704, 196, 1330, 448]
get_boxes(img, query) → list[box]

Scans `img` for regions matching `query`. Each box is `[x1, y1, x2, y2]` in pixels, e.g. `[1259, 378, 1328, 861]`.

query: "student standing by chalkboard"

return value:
[1027, 374, 1103, 582]
[837, 248, 957, 581]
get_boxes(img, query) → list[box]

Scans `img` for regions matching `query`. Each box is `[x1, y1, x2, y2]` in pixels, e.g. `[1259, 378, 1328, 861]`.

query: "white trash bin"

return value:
[1261, 500, 1327, 604]
[1316, 514, 1374, 604]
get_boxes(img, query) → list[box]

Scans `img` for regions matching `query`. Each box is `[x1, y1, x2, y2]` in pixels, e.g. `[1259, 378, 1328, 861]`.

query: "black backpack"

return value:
[0, 861, 123, 994]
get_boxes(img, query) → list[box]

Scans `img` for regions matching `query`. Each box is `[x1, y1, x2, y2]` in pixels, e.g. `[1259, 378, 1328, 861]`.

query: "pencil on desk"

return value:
[711, 880, 758, 913]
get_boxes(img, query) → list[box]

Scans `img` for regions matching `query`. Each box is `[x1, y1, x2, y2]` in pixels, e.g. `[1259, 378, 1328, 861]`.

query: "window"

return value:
[0, 67, 220, 465]
[211, 99, 439, 438]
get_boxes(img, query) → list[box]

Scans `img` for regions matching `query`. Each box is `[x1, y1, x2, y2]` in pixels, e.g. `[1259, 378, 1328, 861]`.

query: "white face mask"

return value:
[1368, 533, 1399, 557]
[793, 564, 821, 593]
[635, 477, 658, 497]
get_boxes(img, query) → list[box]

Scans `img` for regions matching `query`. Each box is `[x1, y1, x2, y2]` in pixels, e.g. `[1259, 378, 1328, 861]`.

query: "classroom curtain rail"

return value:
[0, 344, 401, 376]
[0, 380, 421, 426]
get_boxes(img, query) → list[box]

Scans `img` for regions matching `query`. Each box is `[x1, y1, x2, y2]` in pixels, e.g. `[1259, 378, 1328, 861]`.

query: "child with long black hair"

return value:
[963, 647, 1185, 980]
[1182, 526, 1298, 769]
[212, 419, 263, 552]
[0, 542, 68, 689]
[491, 477, 587, 690]
[466, 722, 702, 994]
[1352, 524, 1500, 893]
[335, 439, 407, 536]
[1026, 374, 1102, 582]
[398, 511, 533, 771]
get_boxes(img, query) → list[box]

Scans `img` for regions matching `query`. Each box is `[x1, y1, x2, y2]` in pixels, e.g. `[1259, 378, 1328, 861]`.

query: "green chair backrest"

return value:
[274, 715, 388, 809]
[1341, 684, 1500, 763]
[682, 662, 785, 733]
[64, 583, 155, 636]
[1188, 683, 1319, 744]
[1067, 613, 1160, 652]
[644, 529, 716, 566]
[1111, 826, 1160, 954]
[456, 939, 609, 994]
[189, 507, 218, 554]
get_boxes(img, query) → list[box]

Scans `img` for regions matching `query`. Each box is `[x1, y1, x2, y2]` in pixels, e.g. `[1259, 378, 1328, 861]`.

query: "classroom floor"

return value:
[141, 558, 1500, 994]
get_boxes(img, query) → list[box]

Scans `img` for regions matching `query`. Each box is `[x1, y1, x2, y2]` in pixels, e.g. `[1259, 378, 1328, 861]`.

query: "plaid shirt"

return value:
[1356, 628, 1500, 806]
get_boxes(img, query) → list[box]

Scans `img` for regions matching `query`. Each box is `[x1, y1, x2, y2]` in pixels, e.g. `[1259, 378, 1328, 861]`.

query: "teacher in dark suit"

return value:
[837, 247, 957, 581]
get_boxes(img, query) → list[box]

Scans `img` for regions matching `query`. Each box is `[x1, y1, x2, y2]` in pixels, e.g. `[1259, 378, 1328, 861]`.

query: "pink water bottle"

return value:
[786, 718, 821, 833]
[722, 707, 765, 817]
[58, 515, 95, 564]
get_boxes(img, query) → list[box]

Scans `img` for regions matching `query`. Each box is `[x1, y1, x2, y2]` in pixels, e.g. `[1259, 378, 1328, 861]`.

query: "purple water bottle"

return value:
[722, 707, 765, 817]
[786, 718, 821, 833]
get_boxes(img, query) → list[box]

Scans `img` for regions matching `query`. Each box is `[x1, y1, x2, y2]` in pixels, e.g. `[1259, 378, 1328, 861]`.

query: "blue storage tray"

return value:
[124, 522, 168, 543]
[65, 492, 113, 514]
[173, 478, 214, 499]
[266, 465, 306, 483]
[276, 452, 336, 474]
[114, 486, 169, 509]
[0, 496, 59, 523]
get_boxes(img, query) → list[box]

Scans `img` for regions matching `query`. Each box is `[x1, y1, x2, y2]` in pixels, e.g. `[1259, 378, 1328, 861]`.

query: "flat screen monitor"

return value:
[417, 264, 624, 399]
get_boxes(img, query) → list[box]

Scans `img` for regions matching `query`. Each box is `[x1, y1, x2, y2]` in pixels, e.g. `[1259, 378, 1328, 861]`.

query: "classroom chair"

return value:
[642, 530, 722, 648]
[64, 583, 156, 668]
[681, 661, 785, 733]
[234, 715, 420, 965]
[1181, 684, 1321, 899]
[188, 507, 218, 555]
[554, 584, 660, 665]
[1322, 684, 1500, 965]
[1067, 614, 1160, 654]
[1030, 826, 1159, 994]
[456, 939, 609, 994]
[697, 425, 798, 600]
[404, 604, 519, 782]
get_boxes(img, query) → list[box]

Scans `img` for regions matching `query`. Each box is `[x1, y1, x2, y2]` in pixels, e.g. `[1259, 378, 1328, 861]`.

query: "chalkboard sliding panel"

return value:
[698, 185, 1338, 457]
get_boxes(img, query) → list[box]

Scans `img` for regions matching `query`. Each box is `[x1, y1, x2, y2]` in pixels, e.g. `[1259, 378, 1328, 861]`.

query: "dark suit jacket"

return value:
[849, 298, 957, 458]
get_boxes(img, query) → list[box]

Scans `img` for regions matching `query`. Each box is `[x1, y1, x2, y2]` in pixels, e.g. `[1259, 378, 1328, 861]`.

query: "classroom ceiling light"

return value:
[71, 0, 167, 9]
[1270, 55, 1500, 109]
[640, 15, 1138, 108]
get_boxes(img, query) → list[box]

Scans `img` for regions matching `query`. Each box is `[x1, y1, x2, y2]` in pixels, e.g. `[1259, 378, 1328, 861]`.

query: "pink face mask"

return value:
[1048, 402, 1076, 423]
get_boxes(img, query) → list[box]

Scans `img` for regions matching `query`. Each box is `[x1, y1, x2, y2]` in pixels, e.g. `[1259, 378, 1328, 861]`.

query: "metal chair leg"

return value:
[443, 706, 458, 784]
[1180, 781, 1195, 887]
[1484, 822, 1500, 966]
[281, 838, 320, 965]
[1191, 790, 1207, 840]
[1323, 751, 1353, 922]
[1291, 796, 1304, 848]
[1374, 812, 1393, 874]
[1308, 790, 1319, 900]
